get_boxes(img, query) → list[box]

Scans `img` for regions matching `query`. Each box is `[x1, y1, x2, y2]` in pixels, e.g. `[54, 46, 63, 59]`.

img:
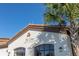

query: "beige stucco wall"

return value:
[8, 30, 72, 56]
[0, 48, 8, 56]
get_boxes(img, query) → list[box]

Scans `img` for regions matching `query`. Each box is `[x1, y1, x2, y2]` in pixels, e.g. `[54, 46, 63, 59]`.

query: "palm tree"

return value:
[44, 3, 79, 56]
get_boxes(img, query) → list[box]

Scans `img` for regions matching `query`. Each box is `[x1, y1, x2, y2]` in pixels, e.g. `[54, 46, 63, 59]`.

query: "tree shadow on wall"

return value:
[36, 26, 60, 44]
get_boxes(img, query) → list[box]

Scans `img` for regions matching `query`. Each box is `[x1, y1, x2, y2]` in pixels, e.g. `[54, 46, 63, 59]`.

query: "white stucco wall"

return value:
[8, 30, 72, 56]
[0, 48, 8, 56]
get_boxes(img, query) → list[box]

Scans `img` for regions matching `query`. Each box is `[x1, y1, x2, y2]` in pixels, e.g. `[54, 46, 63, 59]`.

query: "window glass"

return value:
[14, 47, 25, 56]
[34, 44, 54, 56]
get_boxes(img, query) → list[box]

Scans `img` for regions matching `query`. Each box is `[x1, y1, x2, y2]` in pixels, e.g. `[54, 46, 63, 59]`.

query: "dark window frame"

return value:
[34, 44, 54, 56]
[14, 47, 25, 56]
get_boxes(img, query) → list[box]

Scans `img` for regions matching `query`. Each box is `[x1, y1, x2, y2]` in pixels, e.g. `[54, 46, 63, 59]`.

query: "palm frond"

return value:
[44, 3, 79, 26]
[44, 12, 62, 23]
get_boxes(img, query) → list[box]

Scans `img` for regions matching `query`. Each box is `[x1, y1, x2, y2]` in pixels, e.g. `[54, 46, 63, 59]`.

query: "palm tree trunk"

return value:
[69, 20, 78, 56]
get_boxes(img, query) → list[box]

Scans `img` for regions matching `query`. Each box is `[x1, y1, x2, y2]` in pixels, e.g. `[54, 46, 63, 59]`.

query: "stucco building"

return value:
[0, 24, 76, 56]
[0, 38, 9, 56]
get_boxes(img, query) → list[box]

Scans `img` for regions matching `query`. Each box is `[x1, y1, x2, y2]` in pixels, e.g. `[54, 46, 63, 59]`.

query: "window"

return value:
[34, 44, 54, 56]
[14, 47, 25, 56]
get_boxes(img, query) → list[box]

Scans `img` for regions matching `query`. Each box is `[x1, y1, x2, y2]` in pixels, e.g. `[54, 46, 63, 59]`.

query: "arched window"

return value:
[34, 44, 54, 56]
[14, 47, 25, 56]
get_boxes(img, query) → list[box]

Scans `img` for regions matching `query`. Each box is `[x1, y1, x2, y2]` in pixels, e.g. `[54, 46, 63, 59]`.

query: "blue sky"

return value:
[0, 3, 45, 38]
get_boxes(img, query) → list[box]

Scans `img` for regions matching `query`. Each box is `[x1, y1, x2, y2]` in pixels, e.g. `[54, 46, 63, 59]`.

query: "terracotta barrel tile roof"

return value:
[0, 38, 9, 48]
